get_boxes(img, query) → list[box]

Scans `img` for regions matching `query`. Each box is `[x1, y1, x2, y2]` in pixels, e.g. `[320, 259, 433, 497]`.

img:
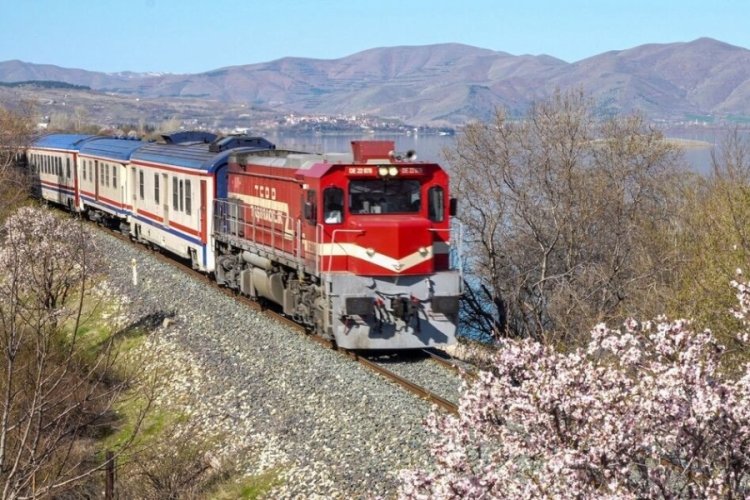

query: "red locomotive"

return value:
[213, 140, 461, 349]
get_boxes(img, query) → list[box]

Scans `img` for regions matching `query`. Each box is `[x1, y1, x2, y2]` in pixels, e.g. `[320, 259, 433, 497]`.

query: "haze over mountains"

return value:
[2, 37, 749, 126]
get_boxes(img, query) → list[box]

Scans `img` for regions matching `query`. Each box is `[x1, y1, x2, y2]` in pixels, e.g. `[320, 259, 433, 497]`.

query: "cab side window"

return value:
[428, 186, 444, 222]
[323, 187, 344, 224]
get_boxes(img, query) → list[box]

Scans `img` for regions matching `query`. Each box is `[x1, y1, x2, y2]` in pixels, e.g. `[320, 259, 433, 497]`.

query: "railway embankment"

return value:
[92, 228, 461, 498]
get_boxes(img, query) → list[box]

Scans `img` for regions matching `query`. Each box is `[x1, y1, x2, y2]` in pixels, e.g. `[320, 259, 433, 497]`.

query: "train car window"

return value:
[179, 180, 184, 212]
[82, 160, 87, 181]
[428, 186, 444, 222]
[185, 180, 192, 215]
[323, 187, 344, 224]
[349, 179, 421, 214]
[66, 158, 71, 179]
[154, 173, 160, 204]
[112, 166, 118, 188]
[100, 164, 105, 185]
[57, 158, 62, 177]
[139, 170, 144, 200]
[105, 164, 110, 186]
[173, 177, 178, 211]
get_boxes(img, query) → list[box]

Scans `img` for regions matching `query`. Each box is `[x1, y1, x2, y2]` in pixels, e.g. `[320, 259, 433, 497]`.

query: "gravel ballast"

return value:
[93, 230, 464, 498]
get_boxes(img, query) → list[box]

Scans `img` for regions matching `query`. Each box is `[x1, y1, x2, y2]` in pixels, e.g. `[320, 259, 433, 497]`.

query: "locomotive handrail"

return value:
[326, 228, 365, 278]
[428, 221, 464, 287]
[215, 198, 299, 260]
[320, 227, 365, 302]
[455, 222, 464, 292]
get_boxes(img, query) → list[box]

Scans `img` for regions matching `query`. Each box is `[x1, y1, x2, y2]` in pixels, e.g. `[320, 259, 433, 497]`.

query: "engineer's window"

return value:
[323, 187, 344, 224]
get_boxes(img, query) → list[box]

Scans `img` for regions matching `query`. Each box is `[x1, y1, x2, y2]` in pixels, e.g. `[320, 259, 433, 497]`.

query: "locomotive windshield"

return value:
[349, 179, 421, 214]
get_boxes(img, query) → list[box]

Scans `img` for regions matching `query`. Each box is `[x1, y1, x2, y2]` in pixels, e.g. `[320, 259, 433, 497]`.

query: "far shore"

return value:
[665, 137, 713, 149]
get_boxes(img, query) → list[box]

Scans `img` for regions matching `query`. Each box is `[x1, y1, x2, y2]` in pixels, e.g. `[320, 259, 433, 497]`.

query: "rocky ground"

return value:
[92, 229, 464, 498]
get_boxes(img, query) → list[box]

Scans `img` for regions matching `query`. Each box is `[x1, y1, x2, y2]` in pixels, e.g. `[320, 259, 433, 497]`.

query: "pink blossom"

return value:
[400, 279, 750, 498]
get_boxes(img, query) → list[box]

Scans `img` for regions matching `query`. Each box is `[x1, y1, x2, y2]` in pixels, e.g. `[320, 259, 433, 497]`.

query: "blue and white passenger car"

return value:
[128, 133, 275, 272]
[78, 137, 144, 229]
[27, 134, 96, 210]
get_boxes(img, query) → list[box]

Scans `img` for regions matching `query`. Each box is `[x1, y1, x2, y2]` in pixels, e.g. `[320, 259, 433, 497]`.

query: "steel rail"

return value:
[343, 351, 458, 416]
[421, 348, 479, 380]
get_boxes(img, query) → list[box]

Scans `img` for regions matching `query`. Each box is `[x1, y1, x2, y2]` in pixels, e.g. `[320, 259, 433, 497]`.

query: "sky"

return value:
[2, 0, 750, 74]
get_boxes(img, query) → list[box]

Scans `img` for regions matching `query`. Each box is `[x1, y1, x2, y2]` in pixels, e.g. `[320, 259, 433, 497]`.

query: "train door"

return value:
[94, 160, 99, 201]
[200, 180, 207, 244]
[117, 164, 124, 207]
[129, 167, 139, 240]
[71, 156, 79, 210]
[162, 173, 170, 227]
[130, 167, 137, 210]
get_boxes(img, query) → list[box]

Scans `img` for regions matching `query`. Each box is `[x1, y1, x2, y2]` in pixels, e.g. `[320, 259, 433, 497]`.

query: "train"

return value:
[25, 131, 462, 349]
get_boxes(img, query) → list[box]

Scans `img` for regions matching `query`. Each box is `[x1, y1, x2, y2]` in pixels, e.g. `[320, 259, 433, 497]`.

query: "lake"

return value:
[266, 131, 719, 175]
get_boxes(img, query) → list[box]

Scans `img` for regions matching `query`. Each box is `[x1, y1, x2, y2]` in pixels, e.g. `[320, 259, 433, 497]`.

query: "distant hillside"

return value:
[0, 80, 89, 90]
[3, 38, 750, 125]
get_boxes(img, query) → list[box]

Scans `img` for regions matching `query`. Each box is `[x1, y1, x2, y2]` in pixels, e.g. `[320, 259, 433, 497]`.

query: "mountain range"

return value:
[2, 37, 750, 126]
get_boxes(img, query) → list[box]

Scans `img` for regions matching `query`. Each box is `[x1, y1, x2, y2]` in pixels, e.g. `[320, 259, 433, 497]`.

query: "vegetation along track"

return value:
[91, 220, 463, 416]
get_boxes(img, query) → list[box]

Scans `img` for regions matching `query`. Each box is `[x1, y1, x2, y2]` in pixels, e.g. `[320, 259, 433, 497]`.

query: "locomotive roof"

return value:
[132, 141, 275, 173]
[32, 133, 98, 150]
[79, 137, 145, 161]
[231, 149, 353, 171]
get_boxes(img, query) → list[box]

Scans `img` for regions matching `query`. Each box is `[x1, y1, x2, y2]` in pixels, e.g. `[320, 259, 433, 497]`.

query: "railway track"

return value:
[422, 347, 478, 379]
[96, 222, 462, 416]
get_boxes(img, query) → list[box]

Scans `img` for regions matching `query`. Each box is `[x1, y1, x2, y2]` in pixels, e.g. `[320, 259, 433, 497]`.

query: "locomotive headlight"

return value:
[378, 166, 389, 177]
[388, 166, 398, 176]
[419, 246, 429, 256]
[366, 247, 376, 257]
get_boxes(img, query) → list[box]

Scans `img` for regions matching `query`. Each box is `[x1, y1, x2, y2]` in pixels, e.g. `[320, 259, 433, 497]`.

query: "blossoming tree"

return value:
[400, 279, 750, 498]
[0, 207, 146, 499]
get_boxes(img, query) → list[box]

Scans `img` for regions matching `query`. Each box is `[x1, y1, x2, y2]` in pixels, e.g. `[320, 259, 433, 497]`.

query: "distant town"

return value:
[231, 113, 456, 137]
